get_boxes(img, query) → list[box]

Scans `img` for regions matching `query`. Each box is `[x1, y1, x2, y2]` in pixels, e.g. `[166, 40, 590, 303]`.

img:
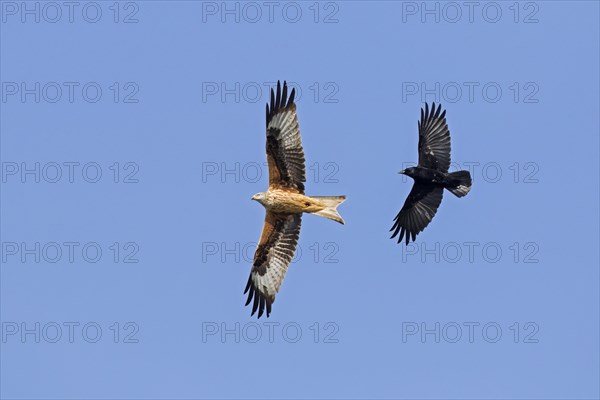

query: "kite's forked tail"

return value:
[310, 196, 346, 224]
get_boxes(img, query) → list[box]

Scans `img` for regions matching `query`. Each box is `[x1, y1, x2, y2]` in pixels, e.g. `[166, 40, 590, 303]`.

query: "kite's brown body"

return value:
[254, 189, 345, 224]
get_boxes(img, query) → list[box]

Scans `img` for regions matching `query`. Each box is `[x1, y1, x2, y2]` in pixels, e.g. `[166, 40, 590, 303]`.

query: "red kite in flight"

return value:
[244, 81, 346, 318]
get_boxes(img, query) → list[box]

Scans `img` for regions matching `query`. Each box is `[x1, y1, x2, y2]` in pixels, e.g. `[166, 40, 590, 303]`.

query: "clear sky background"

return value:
[1, 1, 599, 399]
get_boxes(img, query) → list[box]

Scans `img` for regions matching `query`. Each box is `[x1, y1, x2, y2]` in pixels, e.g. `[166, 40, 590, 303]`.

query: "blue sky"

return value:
[1, 1, 599, 399]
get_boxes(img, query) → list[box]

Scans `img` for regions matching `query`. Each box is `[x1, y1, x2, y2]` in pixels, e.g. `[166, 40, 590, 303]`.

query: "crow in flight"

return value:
[390, 102, 472, 245]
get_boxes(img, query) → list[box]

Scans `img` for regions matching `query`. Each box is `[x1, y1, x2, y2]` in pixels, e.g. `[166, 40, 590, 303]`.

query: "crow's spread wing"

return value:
[390, 183, 443, 245]
[418, 102, 451, 172]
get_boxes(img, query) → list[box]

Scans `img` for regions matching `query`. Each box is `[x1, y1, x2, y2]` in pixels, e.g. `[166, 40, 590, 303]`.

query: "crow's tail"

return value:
[446, 171, 472, 197]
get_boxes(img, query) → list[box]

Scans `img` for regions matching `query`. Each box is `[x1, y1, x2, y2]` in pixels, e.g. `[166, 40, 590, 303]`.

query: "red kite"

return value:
[244, 81, 346, 318]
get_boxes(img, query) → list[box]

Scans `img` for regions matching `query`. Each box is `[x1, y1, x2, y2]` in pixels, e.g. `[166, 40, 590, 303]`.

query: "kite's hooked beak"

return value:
[251, 193, 263, 202]
[398, 170, 406, 175]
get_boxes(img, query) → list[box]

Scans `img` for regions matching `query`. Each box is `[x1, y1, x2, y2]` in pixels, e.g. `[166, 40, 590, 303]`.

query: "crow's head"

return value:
[399, 167, 418, 178]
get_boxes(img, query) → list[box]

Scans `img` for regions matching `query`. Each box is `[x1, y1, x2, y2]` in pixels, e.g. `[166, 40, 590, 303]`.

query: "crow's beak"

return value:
[398, 170, 405, 174]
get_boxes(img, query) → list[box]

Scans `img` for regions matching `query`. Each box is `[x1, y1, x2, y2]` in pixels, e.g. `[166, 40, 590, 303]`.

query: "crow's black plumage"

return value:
[390, 102, 472, 245]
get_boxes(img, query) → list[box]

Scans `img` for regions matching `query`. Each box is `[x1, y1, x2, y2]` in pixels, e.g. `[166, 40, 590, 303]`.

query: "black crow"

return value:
[390, 102, 472, 245]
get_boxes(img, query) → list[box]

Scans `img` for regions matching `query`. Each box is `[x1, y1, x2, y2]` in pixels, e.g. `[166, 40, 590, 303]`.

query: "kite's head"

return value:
[251, 192, 267, 205]
[399, 167, 417, 178]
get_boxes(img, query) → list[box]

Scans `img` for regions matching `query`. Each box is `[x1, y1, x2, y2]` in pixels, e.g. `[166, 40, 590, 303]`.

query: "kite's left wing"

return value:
[265, 80, 306, 194]
[244, 212, 302, 318]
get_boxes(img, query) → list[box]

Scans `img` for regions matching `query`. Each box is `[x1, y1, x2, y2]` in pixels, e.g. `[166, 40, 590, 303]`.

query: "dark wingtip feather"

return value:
[258, 296, 265, 319]
[275, 81, 281, 110]
[434, 102, 442, 119]
[265, 103, 269, 124]
[390, 217, 402, 239]
[266, 80, 295, 112]
[398, 227, 406, 244]
[244, 275, 252, 294]
[244, 277, 272, 318]
[251, 290, 259, 315]
[244, 280, 254, 306]
[288, 87, 295, 107]
[266, 87, 275, 125]
[270, 88, 275, 111]
[281, 81, 288, 106]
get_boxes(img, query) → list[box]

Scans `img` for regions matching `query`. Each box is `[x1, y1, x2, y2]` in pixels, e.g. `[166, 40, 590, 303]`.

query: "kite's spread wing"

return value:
[244, 212, 302, 318]
[418, 102, 451, 173]
[266, 81, 306, 194]
[390, 183, 443, 245]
